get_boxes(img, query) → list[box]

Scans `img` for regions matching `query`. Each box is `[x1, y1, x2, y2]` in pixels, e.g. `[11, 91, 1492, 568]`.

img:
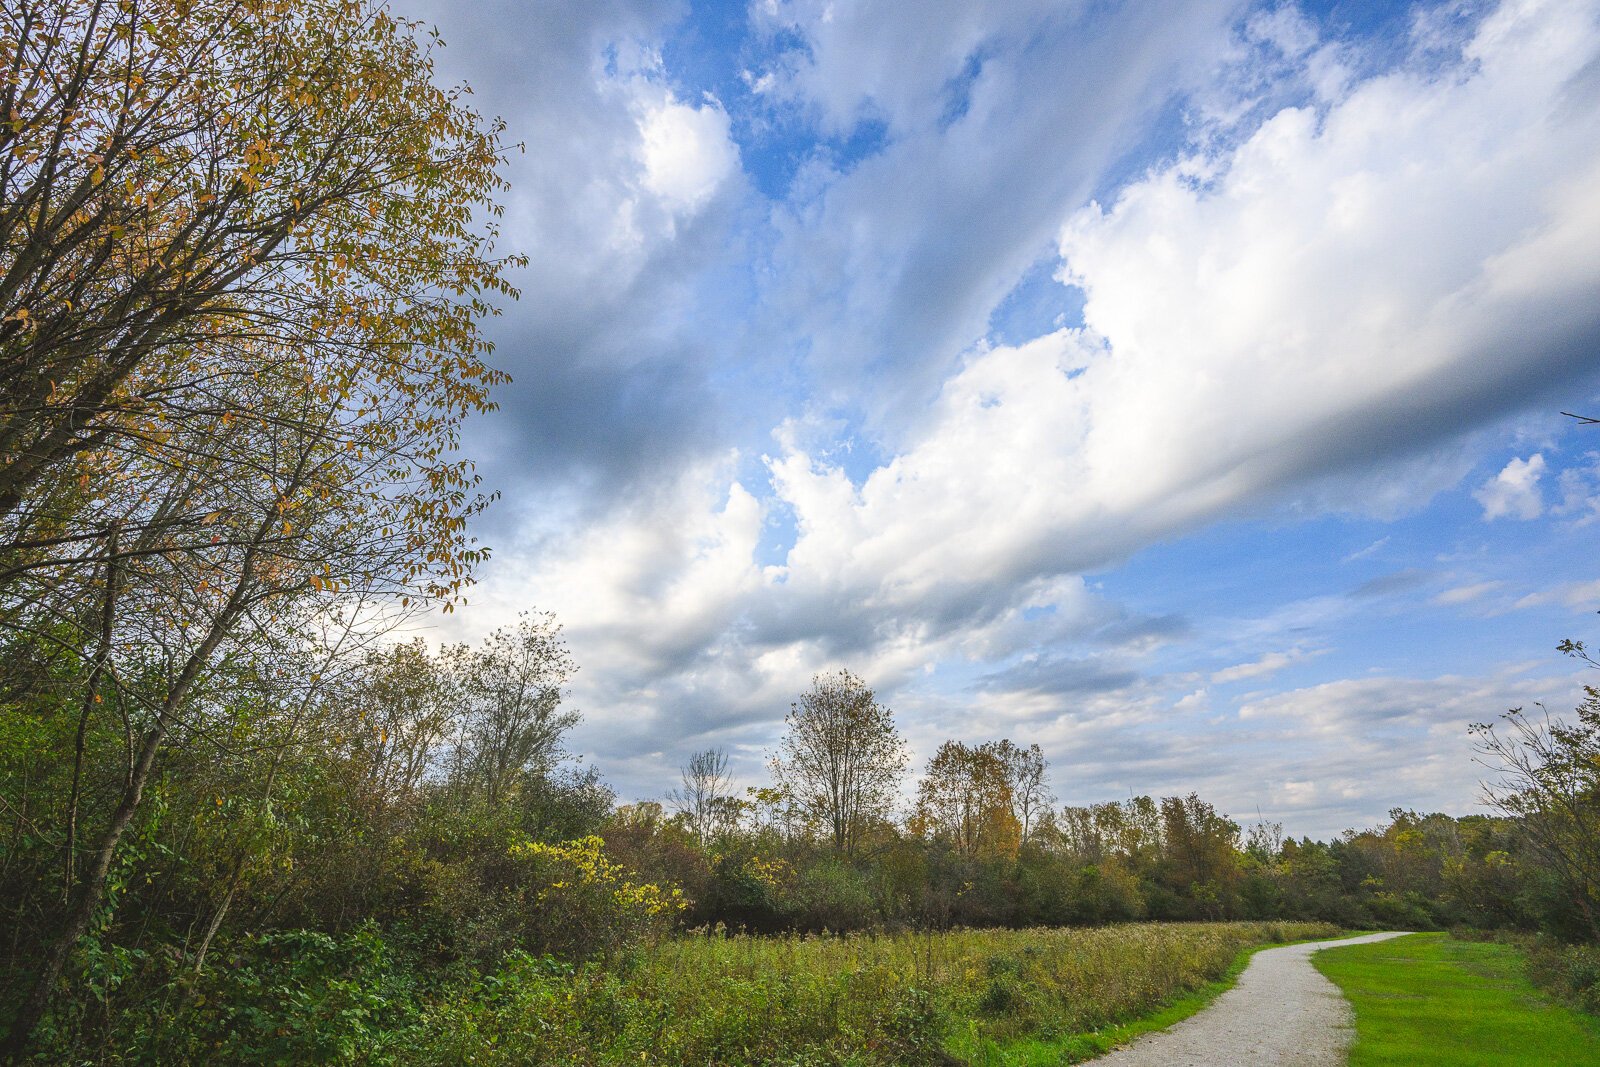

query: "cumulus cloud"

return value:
[742, 0, 1600, 649]
[1474, 455, 1548, 519]
[752, 0, 1241, 429]
[415, 1, 1600, 828]
[637, 93, 739, 213]
[407, 0, 751, 514]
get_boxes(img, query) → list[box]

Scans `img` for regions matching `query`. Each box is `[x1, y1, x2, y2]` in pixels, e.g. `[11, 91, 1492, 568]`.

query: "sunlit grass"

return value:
[1313, 932, 1600, 1066]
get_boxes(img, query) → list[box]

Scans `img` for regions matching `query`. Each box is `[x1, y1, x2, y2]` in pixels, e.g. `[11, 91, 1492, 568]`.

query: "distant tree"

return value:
[911, 741, 1020, 859]
[1244, 816, 1285, 863]
[989, 739, 1054, 845]
[670, 747, 735, 844]
[1159, 793, 1241, 917]
[450, 612, 580, 808]
[771, 670, 906, 855]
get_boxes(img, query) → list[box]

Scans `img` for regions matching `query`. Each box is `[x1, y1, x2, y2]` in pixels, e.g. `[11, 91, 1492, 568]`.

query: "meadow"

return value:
[396, 920, 1338, 1065]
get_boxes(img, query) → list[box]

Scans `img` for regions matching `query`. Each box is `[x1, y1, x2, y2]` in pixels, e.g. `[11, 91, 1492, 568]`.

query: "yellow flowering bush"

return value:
[507, 836, 686, 960]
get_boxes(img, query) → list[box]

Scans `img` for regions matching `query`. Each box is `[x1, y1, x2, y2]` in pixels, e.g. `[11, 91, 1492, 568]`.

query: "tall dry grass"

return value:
[406, 919, 1338, 1064]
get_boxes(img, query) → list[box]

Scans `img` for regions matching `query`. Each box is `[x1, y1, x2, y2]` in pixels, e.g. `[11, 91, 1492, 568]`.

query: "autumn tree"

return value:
[771, 670, 906, 855]
[911, 741, 1020, 859]
[0, 0, 518, 1052]
[0, 0, 517, 531]
[1158, 793, 1241, 917]
[989, 739, 1053, 845]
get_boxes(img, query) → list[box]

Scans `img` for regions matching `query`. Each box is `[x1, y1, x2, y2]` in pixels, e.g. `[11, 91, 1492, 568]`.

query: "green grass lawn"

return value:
[1313, 932, 1600, 1066]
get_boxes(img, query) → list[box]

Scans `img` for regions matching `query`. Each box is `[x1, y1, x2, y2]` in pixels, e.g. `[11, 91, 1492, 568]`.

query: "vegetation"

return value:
[18, 920, 1335, 1065]
[1314, 933, 1600, 1065]
[1, 0, 1597, 1063]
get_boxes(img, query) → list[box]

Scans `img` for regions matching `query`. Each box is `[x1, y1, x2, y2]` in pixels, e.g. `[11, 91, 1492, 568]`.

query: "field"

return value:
[400, 920, 1338, 1065]
[1313, 933, 1600, 1066]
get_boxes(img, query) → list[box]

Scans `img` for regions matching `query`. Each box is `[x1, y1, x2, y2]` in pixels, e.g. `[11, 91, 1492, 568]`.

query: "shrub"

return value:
[1525, 937, 1600, 1015]
[506, 835, 687, 961]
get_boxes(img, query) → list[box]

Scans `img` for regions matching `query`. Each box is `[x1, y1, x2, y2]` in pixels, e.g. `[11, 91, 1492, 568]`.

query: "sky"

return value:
[408, 0, 1600, 839]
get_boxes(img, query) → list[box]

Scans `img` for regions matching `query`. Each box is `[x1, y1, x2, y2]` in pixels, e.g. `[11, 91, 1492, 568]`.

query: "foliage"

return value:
[911, 741, 1022, 860]
[1525, 936, 1600, 1015]
[770, 669, 907, 855]
[506, 835, 686, 960]
[1473, 642, 1600, 941]
[0, 0, 520, 1052]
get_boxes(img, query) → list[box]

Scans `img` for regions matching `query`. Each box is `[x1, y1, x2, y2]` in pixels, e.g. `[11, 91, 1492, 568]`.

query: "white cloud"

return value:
[750, 0, 1078, 136]
[1512, 577, 1600, 611]
[754, 0, 1241, 430]
[1553, 451, 1600, 523]
[1223, 667, 1588, 833]
[636, 92, 739, 215]
[1212, 649, 1314, 684]
[1342, 536, 1390, 562]
[757, 0, 1600, 649]
[1474, 454, 1547, 520]
[1433, 580, 1507, 606]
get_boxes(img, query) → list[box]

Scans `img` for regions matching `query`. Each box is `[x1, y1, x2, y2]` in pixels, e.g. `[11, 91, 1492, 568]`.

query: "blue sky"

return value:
[413, 0, 1600, 838]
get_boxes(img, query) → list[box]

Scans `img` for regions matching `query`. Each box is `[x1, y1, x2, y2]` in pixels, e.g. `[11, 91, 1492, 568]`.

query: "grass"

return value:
[405, 920, 1341, 1064]
[1313, 932, 1600, 1066]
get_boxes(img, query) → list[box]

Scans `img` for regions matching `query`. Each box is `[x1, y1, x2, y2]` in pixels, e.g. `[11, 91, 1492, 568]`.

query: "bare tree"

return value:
[669, 748, 733, 844]
[771, 670, 906, 855]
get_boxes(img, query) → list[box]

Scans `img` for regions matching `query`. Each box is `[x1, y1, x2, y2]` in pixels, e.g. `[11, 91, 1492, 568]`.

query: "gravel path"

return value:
[1089, 932, 1411, 1066]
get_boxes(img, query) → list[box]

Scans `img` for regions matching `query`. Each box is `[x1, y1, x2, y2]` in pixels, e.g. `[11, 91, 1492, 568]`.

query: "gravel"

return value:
[1088, 931, 1411, 1066]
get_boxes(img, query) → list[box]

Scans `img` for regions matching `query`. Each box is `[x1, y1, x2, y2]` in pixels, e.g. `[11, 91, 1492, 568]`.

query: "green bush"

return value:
[1525, 937, 1600, 1015]
[45, 925, 420, 1066]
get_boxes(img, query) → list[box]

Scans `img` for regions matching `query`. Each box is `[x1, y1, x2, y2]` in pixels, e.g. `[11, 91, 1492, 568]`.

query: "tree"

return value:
[1473, 640, 1600, 941]
[1158, 793, 1241, 917]
[988, 739, 1054, 845]
[771, 670, 906, 855]
[0, 0, 517, 530]
[911, 741, 1020, 859]
[0, 1, 517, 1052]
[670, 747, 734, 844]
[449, 612, 580, 808]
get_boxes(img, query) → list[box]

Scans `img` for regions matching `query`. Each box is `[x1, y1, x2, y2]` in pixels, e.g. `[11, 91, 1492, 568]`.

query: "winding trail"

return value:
[1090, 931, 1411, 1066]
